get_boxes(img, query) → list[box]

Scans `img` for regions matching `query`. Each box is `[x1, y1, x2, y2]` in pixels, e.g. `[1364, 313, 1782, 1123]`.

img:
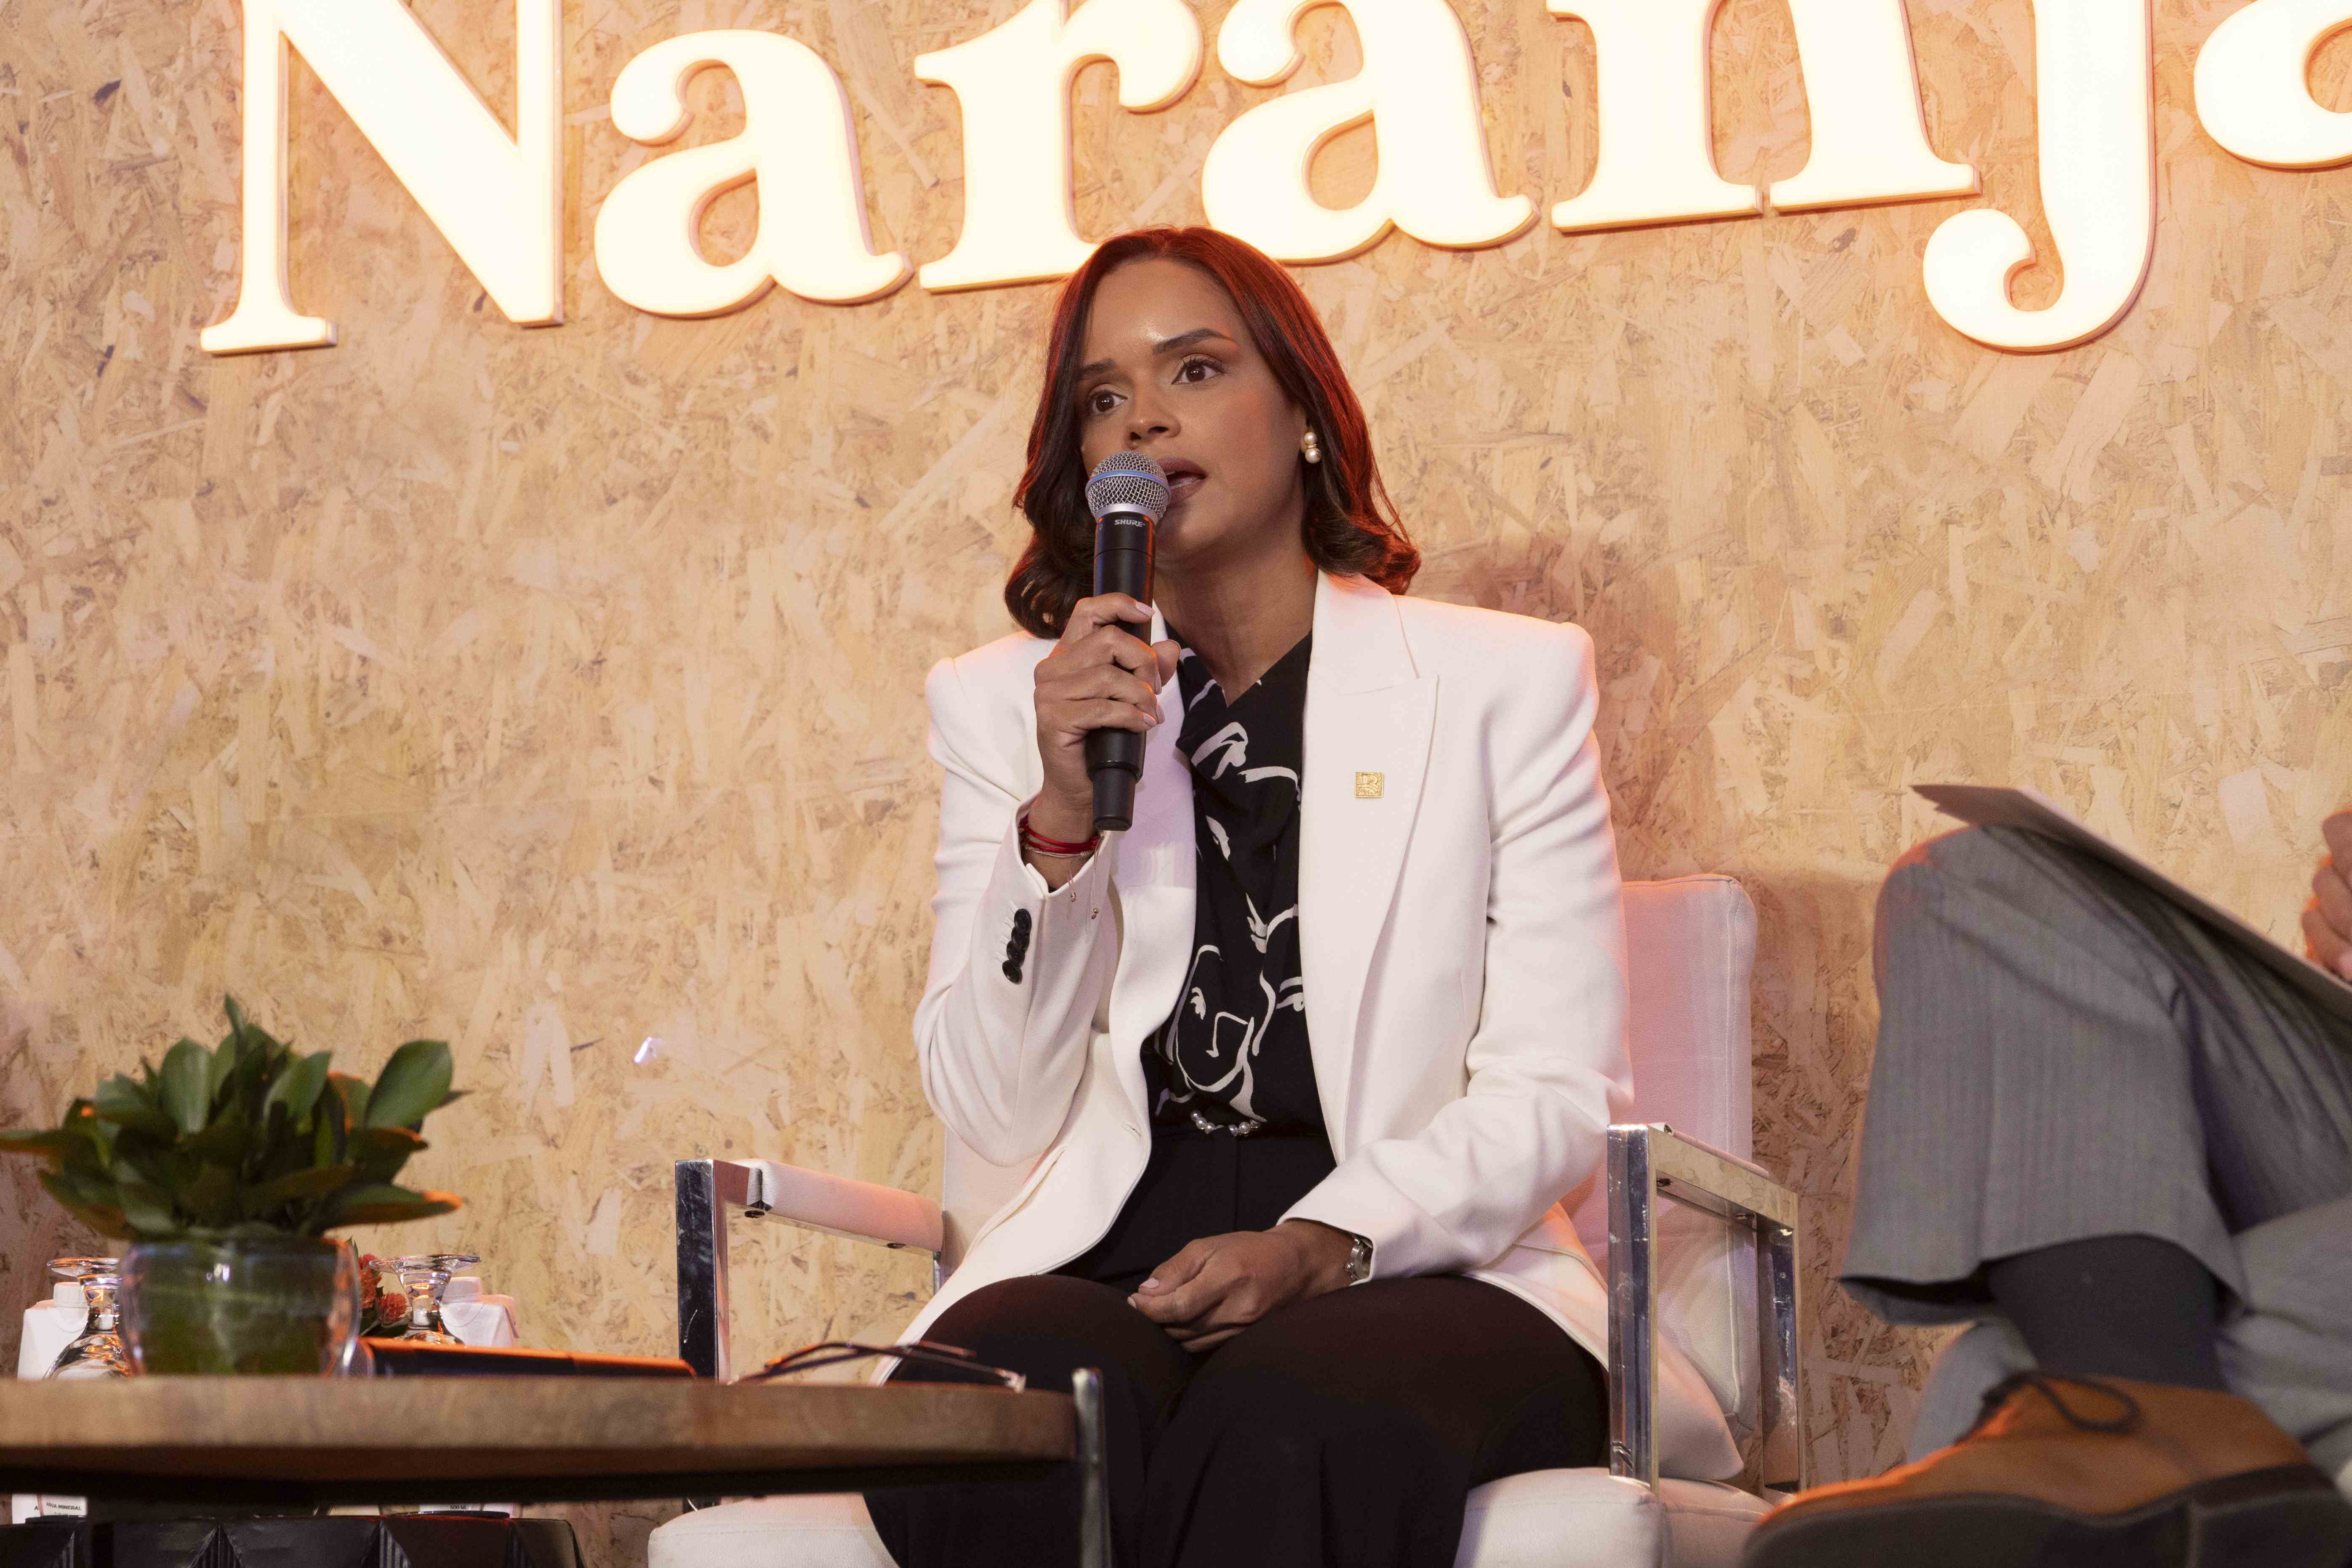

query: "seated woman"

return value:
[863, 226, 1733, 1568]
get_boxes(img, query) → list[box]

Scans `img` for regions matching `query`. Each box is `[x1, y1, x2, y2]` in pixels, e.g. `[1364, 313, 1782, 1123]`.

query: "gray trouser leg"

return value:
[1838, 826, 2352, 1461]
[1908, 1198, 2352, 1475]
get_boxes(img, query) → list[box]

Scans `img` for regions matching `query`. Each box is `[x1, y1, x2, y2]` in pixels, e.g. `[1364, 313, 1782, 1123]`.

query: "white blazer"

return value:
[903, 571, 1739, 1479]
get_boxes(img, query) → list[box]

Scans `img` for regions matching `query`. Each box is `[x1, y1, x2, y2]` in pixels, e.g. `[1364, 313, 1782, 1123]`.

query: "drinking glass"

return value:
[389, 1251, 480, 1346]
[46, 1257, 131, 1379]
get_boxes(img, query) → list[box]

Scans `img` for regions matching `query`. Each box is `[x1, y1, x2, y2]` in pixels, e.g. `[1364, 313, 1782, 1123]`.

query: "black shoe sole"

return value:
[1742, 1464, 2352, 1568]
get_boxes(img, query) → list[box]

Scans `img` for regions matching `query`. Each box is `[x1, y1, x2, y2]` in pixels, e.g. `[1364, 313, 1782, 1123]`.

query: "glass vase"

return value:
[46, 1259, 131, 1379]
[120, 1237, 360, 1376]
[390, 1251, 480, 1346]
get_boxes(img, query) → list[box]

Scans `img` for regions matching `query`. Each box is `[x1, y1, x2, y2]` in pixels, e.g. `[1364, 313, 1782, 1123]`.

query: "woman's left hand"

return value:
[1127, 1220, 1357, 1350]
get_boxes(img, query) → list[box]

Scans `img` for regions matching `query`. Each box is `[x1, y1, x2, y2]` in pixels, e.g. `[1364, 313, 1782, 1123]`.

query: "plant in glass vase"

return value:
[0, 997, 464, 1374]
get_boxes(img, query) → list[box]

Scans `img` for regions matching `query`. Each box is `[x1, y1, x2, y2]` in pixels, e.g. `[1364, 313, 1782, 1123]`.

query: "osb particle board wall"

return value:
[5, 0, 2350, 1508]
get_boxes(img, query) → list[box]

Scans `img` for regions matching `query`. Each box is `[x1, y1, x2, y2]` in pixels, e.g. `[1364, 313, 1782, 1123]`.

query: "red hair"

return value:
[1003, 227, 1419, 639]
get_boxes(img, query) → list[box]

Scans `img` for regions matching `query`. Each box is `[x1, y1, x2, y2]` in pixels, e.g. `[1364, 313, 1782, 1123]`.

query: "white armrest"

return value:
[674, 1158, 942, 1383]
[726, 1158, 943, 1254]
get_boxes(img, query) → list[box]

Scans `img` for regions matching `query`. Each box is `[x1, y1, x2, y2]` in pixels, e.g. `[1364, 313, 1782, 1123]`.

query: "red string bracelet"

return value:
[1019, 813, 1101, 858]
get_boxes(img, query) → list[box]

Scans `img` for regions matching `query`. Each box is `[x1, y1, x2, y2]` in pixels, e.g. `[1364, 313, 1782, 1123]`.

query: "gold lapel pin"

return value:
[1355, 772, 1384, 799]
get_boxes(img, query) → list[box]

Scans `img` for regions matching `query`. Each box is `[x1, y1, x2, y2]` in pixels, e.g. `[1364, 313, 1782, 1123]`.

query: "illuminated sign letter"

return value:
[594, 32, 909, 315]
[2195, 0, 2352, 168]
[1767, 0, 1977, 211]
[202, 0, 560, 355]
[915, 0, 1203, 290]
[1201, 0, 1534, 263]
[1544, 0, 1755, 229]
[1921, 0, 2153, 351]
[1547, 0, 1973, 231]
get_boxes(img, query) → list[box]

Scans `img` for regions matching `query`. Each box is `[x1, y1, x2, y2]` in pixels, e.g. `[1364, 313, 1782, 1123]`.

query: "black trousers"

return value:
[864, 1271, 1608, 1568]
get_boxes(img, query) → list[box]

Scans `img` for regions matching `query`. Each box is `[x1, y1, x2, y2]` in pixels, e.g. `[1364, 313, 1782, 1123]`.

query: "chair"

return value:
[650, 875, 1804, 1568]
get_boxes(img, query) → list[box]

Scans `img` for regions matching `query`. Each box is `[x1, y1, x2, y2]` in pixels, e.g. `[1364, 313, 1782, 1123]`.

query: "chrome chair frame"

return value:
[1608, 1122, 1809, 1494]
[673, 1157, 1112, 1568]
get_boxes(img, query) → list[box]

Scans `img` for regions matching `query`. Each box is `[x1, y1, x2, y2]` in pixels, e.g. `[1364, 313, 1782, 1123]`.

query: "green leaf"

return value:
[206, 1021, 245, 1102]
[183, 1162, 239, 1226]
[116, 1177, 180, 1238]
[224, 996, 288, 1060]
[226, 1033, 278, 1115]
[45, 1165, 121, 1209]
[251, 1163, 357, 1209]
[322, 1182, 462, 1229]
[256, 1096, 289, 1152]
[37, 1171, 131, 1240]
[157, 1038, 213, 1136]
[346, 1125, 425, 1182]
[346, 1126, 426, 1159]
[83, 1107, 120, 1163]
[0, 1128, 79, 1158]
[108, 1137, 179, 1194]
[327, 1073, 372, 1133]
[365, 1041, 455, 1131]
[56, 1109, 112, 1174]
[263, 1050, 333, 1132]
[312, 1104, 340, 1168]
[178, 1113, 250, 1163]
[92, 1076, 175, 1137]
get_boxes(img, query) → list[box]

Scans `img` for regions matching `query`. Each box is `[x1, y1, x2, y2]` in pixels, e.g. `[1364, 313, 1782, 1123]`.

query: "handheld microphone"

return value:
[1082, 451, 1171, 833]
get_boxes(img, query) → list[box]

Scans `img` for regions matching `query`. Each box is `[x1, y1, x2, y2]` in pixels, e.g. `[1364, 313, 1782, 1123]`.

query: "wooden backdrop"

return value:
[5, 0, 2350, 1539]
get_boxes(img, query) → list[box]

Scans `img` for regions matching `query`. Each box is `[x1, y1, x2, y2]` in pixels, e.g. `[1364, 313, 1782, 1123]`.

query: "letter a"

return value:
[2195, 0, 2352, 168]
[594, 32, 909, 315]
[1921, 0, 2154, 351]
[1202, 0, 1534, 263]
[202, 0, 560, 355]
[916, 0, 1203, 291]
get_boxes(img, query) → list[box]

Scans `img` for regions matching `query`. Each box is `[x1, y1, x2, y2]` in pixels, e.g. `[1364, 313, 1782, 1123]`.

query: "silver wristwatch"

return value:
[1342, 1230, 1374, 1286]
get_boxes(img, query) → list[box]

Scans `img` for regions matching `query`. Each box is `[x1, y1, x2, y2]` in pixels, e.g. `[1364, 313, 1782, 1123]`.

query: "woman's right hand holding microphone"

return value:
[1026, 594, 1180, 888]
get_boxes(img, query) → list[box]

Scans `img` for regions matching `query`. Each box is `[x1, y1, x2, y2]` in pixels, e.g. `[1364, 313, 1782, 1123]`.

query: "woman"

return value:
[868, 227, 1736, 1568]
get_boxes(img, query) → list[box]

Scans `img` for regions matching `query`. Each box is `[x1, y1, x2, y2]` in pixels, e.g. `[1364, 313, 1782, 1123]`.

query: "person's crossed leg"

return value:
[1748, 814, 2352, 1568]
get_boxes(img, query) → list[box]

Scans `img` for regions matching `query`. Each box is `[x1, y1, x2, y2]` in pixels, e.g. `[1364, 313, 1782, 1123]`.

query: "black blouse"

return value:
[1143, 632, 1323, 1136]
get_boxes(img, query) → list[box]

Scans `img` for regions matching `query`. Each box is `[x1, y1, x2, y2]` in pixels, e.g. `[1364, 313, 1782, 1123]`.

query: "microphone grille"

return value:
[1085, 452, 1172, 524]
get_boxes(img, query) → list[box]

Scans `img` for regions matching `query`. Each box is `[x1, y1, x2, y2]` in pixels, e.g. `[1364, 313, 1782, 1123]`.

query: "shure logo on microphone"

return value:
[200, 0, 2349, 359]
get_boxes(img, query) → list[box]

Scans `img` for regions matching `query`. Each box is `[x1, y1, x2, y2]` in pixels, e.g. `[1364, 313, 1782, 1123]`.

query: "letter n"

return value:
[202, 0, 561, 355]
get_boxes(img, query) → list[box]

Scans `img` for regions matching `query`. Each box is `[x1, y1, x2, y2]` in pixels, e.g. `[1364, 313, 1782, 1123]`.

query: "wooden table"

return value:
[0, 1377, 1077, 1508]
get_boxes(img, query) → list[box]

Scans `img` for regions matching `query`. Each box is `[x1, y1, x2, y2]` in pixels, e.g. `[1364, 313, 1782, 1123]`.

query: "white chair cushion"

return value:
[650, 1493, 893, 1568]
[1654, 1478, 1776, 1568]
[651, 1472, 1773, 1568]
[1457, 1471, 1771, 1568]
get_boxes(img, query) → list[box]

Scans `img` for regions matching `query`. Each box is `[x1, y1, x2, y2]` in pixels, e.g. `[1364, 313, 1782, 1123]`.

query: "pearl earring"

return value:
[1301, 429, 1323, 464]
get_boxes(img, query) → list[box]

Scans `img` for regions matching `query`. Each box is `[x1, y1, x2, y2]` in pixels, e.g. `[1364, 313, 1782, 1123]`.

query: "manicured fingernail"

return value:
[2338, 953, 2352, 982]
[1138, 1277, 1160, 1292]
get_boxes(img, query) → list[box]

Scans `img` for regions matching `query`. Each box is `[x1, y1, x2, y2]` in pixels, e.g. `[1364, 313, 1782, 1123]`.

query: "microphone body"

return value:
[1081, 454, 1170, 833]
